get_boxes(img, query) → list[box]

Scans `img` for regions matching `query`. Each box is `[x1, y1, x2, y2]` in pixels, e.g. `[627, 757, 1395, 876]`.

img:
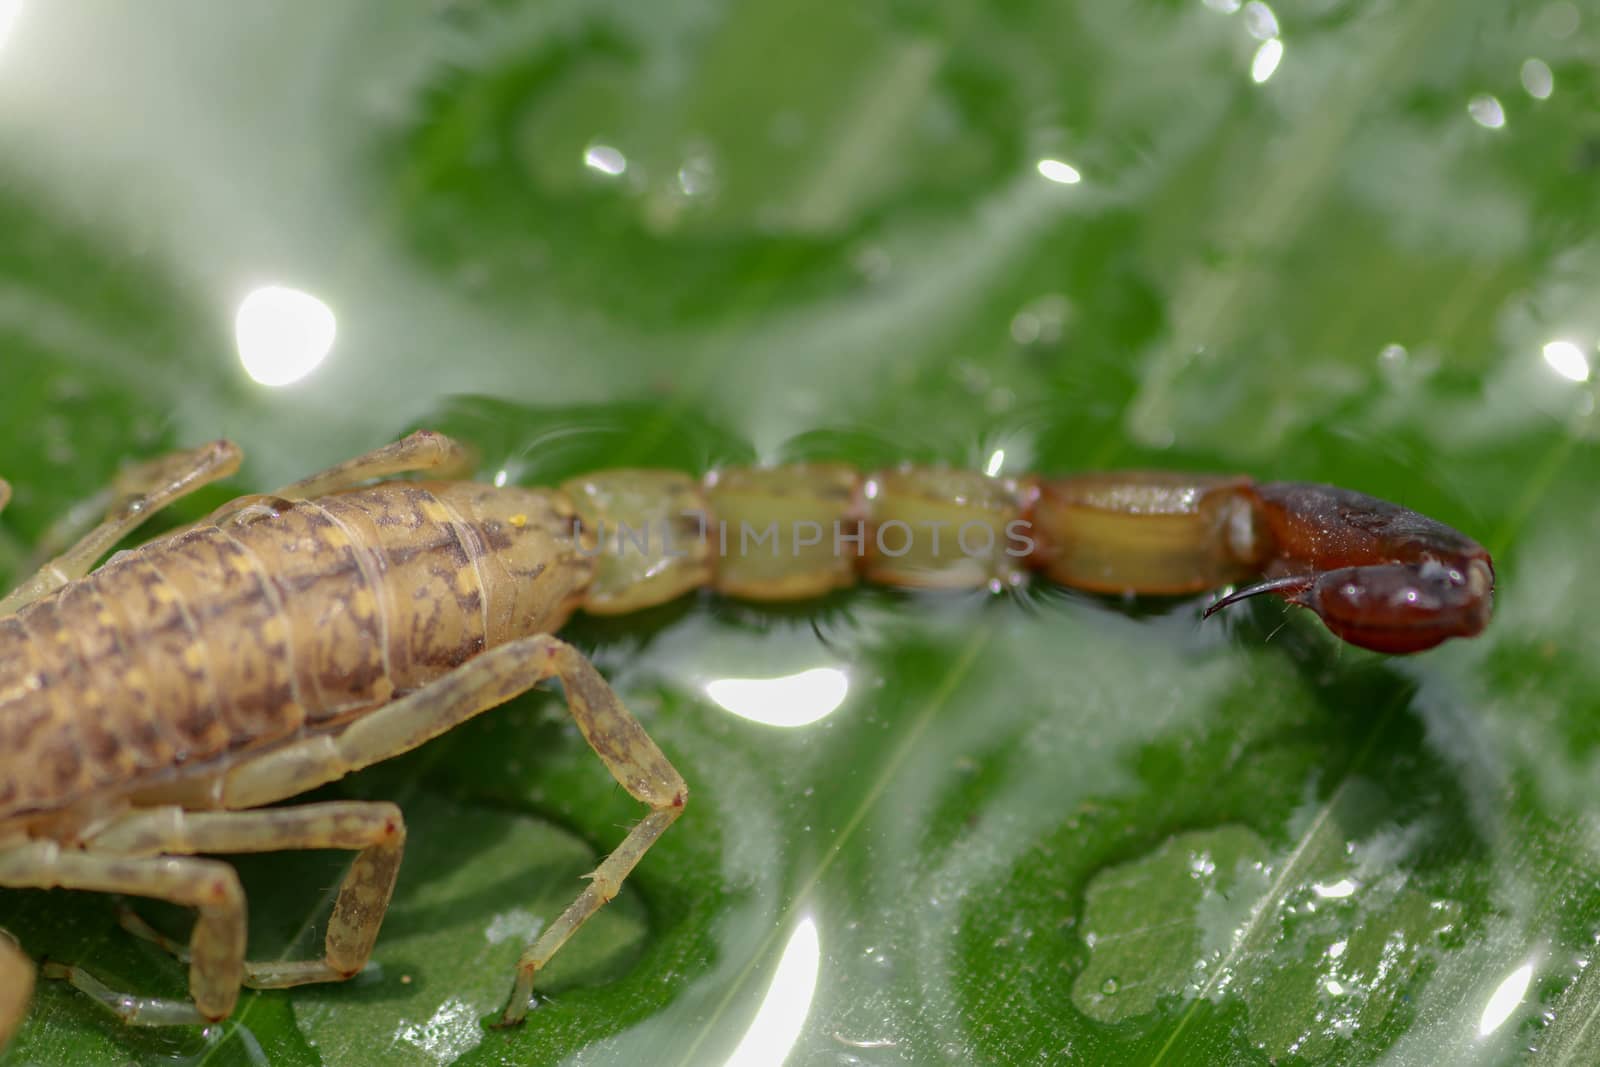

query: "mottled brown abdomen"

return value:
[0, 482, 590, 822]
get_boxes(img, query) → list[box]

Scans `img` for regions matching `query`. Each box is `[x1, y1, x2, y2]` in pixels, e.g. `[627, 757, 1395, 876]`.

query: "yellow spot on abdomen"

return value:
[418, 500, 453, 525]
[350, 588, 378, 620]
[509, 514, 527, 528]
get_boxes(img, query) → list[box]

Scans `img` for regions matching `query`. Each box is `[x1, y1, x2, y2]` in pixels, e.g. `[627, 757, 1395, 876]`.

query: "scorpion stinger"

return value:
[1202, 574, 1314, 619]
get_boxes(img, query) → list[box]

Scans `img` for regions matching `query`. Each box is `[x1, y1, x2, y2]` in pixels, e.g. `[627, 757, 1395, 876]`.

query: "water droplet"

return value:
[1467, 95, 1506, 130]
[677, 151, 718, 198]
[1010, 293, 1071, 347]
[583, 142, 627, 178]
[1250, 38, 1284, 84]
[1036, 158, 1082, 185]
[1538, 1, 1580, 39]
[1521, 58, 1554, 100]
[1010, 313, 1041, 345]
[1542, 340, 1591, 383]
[955, 361, 991, 394]
[1101, 977, 1120, 995]
[1242, 1, 1279, 40]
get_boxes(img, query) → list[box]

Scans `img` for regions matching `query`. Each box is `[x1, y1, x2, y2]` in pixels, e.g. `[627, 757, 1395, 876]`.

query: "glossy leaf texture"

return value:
[1, 2, 1598, 1065]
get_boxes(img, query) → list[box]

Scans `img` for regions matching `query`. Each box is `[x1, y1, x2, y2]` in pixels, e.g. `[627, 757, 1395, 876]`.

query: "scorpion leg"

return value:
[0, 440, 242, 617]
[0, 844, 246, 1025]
[212, 634, 687, 1028]
[30, 445, 245, 565]
[87, 801, 406, 987]
[204, 430, 475, 527]
[272, 429, 474, 499]
[0, 929, 33, 1050]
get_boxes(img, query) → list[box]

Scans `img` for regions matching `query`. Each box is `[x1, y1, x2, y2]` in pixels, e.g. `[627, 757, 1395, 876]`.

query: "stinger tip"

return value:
[1204, 575, 1310, 620]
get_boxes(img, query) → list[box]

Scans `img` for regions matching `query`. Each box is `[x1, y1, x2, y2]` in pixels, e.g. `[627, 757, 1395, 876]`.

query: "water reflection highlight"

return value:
[234, 285, 336, 387]
[723, 916, 820, 1067]
[1542, 340, 1590, 383]
[1242, 1, 1279, 40]
[1035, 159, 1081, 185]
[584, 142, 627, 177]
[1250, 39, 1283, 84]
[705, 667, 850, 728]
[1467, 95, 1506, 129]
[1477, 961, 1533, 1037]
[1521, 58, 1554, 99]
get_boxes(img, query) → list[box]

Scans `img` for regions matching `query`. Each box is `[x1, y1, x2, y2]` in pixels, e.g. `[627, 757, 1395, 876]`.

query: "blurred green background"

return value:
[1, 1, 1598, 1064]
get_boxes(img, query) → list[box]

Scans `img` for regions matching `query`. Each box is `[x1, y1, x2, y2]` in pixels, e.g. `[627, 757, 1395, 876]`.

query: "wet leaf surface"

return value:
[1, 2, 1599, 1065]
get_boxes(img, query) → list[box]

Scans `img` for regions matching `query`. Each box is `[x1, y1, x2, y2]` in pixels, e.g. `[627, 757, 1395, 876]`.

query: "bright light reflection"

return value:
[1036, 158, 1081, 185]
[1477, 962, 1534, 1037]
[1543, 340, 1591, 382]
[1313, 877, 1357, 899]
[984, 449, 1005, 477]
[1251, 38, 1284, 83]
[1468, 94, 1506, 129]
[1202, 0, 1241, 11]
[723, 916, 820, 1067]
[1521, 58, 1554, 99]
[234, 285, 336, 387]
[583, 142, 627, 177]
[0, 0, 21, 51]
[1242, 0, 1279, 39]
[705, 667, 849, 728]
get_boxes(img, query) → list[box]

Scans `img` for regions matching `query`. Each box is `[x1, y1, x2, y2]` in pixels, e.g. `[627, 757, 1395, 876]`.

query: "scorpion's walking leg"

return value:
[87, 801, 407, 987]
[0, 846, 246, 1025]
[273, 429, 473, 499]
[213, 634, 688, 1028]
[29, 444, 247, 565]
[0, 930, 33, 1049]
[206, 430, 475, 527]
[0, 440, 242, 616]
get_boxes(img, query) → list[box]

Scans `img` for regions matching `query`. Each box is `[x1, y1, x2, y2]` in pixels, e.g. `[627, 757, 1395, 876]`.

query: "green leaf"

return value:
[2, 1, 1598, 1065]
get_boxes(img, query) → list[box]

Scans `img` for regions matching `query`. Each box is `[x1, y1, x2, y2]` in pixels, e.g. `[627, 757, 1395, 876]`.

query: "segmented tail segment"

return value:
[556, 466, 1493, 654]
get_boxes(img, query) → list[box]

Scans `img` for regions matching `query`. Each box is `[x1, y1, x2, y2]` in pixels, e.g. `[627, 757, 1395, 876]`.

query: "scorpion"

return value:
[0, 431, 1494, 1048]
